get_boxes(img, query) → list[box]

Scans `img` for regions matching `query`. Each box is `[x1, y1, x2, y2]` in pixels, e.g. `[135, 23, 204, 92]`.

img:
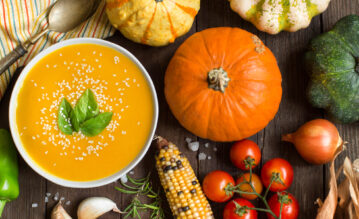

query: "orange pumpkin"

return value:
[165, 27, 282, 142]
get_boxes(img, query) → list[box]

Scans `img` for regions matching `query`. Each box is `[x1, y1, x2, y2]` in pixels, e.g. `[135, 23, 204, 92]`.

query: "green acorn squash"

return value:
[305, 15, 359, 123]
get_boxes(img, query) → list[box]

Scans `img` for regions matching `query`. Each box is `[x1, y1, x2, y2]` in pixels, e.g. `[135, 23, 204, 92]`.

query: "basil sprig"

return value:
[57, 89, 113, 137]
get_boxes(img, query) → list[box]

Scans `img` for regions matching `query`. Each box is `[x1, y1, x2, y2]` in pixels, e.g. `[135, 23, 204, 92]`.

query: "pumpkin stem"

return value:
[208, 67, 230, 93]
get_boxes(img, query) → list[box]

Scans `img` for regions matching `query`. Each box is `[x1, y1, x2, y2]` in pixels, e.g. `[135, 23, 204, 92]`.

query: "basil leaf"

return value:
[80, 112, 113, 137]
[70, 110, 80, 132]
[85, 89, 99, 120]
[70, 89, 99, 131]
[58, 99, 73, 135]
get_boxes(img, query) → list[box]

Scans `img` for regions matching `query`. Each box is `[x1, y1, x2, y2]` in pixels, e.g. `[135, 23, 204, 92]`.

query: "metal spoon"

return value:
[0, 0, 100, 75]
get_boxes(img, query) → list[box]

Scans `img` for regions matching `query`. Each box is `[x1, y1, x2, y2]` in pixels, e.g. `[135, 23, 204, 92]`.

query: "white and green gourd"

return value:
[229, 0, 331, 34]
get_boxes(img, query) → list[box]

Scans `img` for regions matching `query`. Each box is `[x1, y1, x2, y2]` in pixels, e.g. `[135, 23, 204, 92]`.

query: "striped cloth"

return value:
[0, 0, 115, 100]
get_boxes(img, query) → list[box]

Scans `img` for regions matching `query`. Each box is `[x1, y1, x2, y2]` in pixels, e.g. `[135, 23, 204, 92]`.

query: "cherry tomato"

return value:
[236, 173, 263, 200]
[203, 170, 235, 202]
[267, 192, 299, 219]
[230, 139, 261, 170]
[223, 198, 258, 219]
[261, 158, 293, 192]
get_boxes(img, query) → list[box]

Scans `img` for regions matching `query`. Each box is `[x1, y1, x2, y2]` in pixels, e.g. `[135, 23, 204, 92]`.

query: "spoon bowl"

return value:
[48, 0, 99, 32]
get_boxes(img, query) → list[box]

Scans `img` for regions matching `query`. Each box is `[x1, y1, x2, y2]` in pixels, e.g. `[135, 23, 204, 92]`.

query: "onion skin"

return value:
[282, 119, 343, 165]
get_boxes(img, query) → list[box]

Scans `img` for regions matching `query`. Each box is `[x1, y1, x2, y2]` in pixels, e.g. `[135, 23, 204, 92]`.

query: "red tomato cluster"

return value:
[202, 139, 299, 219]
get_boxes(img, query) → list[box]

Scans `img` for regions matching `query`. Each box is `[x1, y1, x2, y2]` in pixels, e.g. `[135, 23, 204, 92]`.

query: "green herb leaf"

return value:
[58, 89, 112, 137]
[80, 112, 113, 137]
[85, 89, 100, 119]
[58, 99, 73, 135]
[70, 110, 80, 132]
[70, 89, 99, 131]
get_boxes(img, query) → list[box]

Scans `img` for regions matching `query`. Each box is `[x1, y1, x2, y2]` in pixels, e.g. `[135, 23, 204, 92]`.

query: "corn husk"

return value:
[316, 151, 341, 219]
[316, 156, 359, 219]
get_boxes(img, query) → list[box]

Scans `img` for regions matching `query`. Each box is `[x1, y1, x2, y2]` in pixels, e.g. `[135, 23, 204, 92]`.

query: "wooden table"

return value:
[1, 0, 358, 218]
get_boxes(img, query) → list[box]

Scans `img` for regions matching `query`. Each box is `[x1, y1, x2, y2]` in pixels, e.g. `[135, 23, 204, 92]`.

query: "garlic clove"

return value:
[77, 197, 122, 219]
[51, 201, 72, 219]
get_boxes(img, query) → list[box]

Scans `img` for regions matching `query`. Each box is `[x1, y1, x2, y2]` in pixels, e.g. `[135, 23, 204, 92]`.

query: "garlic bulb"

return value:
[51, 202, 72, 219]
[77, 197, 122, 219]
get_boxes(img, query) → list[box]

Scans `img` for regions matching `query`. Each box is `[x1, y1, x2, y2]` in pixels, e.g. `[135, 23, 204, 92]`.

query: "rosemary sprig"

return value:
[115, 173, 165, 219]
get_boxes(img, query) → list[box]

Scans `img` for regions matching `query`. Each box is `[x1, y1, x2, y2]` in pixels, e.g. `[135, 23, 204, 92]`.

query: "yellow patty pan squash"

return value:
[106, 0, 200, 46]
[229, 0, 331, 34]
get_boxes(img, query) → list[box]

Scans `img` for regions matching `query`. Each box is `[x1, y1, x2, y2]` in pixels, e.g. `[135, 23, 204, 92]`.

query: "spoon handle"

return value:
[0, 44, 27, 76]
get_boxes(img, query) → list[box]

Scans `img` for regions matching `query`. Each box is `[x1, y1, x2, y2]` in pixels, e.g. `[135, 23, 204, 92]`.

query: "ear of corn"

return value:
[155, 136, 214, 219]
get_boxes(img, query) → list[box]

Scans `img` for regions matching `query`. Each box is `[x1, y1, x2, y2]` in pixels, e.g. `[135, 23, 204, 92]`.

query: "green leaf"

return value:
[70, 110, 80, 132]
[85, 89, 99, 119]
[70, 89, 99, 131]
[80, 112, 113, 137]
[58, 99, 73, 135]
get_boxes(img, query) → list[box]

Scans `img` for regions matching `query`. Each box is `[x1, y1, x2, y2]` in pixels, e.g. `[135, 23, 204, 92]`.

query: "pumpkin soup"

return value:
[15, 43, 155, 181]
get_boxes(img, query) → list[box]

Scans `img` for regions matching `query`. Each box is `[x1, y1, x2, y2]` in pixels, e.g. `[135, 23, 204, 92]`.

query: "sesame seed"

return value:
[114, 56, 119, 64]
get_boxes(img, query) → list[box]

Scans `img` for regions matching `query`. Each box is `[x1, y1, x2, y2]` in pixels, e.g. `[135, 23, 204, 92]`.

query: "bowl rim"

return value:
[9, 38, 159, 188]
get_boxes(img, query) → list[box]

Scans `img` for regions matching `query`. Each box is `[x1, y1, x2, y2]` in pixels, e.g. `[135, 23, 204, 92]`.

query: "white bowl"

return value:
[9, 38, 158, 188]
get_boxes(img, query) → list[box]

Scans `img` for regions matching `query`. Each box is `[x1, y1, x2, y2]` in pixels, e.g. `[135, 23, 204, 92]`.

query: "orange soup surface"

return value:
[16, 43, 154, 181]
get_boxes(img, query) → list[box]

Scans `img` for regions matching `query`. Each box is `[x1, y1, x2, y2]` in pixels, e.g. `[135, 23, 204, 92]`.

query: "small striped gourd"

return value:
[229, 0, 331, 34]
[155, 136, 214, 218]
[105, 0, 200, 46]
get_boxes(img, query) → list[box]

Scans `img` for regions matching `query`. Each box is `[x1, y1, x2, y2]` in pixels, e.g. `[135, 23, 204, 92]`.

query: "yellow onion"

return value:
[282, 119, 343, 165]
